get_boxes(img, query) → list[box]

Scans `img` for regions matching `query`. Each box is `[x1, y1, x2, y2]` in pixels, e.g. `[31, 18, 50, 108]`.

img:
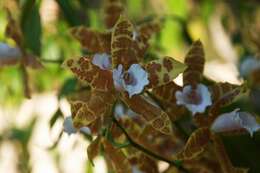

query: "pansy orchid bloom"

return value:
[64, 15, 186, 135]
[153, 41, 243, 119]
[149, 41, 248, 173]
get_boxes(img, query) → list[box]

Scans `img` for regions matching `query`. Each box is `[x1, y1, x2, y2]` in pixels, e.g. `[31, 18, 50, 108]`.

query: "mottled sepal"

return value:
[71, 26, 111, 53]
[111, 15, 138, 69]
[70, 90, 115, 128]
[177, 128, 211, 160]
[63, 56, 114, 91]
[183, 40, 205, 87]
[211, 134, 237, 173]
[145, 56, 186, 88]
[103, 0, 124, 29]
[121, 94, 173, 135]
[102, 138, 132, 173]
[87, 136, 101, 165]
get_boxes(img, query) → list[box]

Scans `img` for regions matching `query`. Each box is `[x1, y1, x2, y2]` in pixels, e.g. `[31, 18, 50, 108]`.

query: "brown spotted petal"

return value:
[71, 90, 115, 129]
[183, 40, 205, 87]
[210, 82, 241, 104]
[71, 26, 111, 53]
[128, 150, 159, 173]
[102, 138, 132, 173]
[87, 136, 101, 165]
[177, 127, 211, 160]
[121, 94, 173, 135]
[211, 134, 237, 173]
[103, 0, 124, 29]
[145, 56, 186, 88]
[152, 82, 186, 121]
[111, 15, 138, 69]
[209, 83, 242, 117]
[132, 19, 161, 61]
[137, 19, 161, 41]
[63, 56, 114, 91]
[152, 81, 182, 104]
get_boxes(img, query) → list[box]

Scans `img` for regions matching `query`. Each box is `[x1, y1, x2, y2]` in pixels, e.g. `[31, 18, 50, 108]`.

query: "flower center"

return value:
[186, 89, 202, 105]
[123, 72, 136, 85]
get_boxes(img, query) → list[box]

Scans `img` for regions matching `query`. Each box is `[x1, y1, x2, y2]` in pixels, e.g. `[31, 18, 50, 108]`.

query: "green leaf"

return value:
[20, 0, 42, 56]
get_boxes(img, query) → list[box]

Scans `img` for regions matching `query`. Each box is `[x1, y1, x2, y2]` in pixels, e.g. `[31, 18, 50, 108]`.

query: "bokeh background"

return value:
[0, 0, 260, 173]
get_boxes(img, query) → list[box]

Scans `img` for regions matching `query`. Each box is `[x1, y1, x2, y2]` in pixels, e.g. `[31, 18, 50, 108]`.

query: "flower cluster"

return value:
[62, 0, 260, 173]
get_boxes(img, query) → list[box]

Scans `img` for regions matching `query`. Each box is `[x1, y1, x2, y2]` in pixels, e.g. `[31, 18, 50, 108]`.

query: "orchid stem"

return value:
[112, 117, 189, 173]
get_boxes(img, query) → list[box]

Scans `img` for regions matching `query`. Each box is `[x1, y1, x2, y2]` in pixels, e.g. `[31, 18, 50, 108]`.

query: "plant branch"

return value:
[112, 117, 190, 173]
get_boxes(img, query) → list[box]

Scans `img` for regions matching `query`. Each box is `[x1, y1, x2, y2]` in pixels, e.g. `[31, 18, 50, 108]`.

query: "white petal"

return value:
[79, 127, 92, 135]
[112, 64, 124, 90]
[63, 116, 77, 135]
[132, 166, 144, 173]
[175, 84, 212, 115]
[92, 53, 111, 70]
[114, 103, 125, 118]
[211, 109, 260, 137]
[123, 64, 149, 97]
[132, 30, 139, 40]
[114, 103, 138, 119]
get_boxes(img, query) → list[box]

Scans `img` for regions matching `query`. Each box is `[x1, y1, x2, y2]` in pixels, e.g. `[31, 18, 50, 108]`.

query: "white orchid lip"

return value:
[92, 53, 111, 70]
[175, 84, 212, 115]
[211, 109, 260, 137]
[112, 64, 149, 97]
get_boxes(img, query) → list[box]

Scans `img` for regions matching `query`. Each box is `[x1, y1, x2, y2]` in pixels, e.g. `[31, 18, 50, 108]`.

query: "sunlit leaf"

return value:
[183, 40, 205, 87]
[145, 56, 186, 88]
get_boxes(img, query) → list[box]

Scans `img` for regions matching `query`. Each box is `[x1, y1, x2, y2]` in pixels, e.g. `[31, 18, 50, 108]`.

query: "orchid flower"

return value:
[211, 109, 260, 137]
[175, 84, 212, 115]
[64, 15, 186, 135]
[113, 64, 149, 97]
